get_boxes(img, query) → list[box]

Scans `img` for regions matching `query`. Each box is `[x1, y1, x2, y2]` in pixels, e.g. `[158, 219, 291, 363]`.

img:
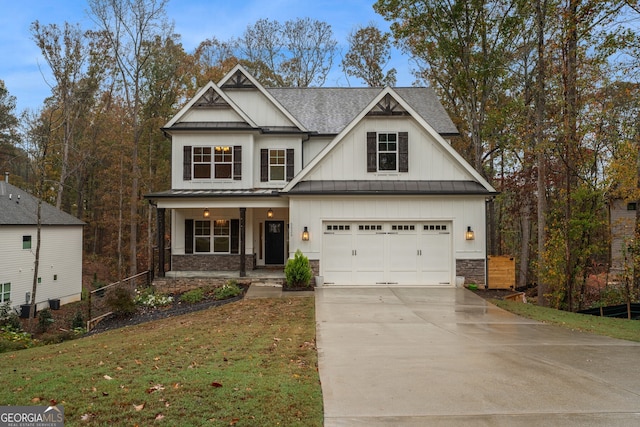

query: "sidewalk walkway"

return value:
[315, 286, 640, 426]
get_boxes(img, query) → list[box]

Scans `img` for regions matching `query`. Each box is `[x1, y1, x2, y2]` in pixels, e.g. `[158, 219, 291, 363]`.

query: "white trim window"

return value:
[0, 282, 10, 303]
[213, 219, 231, 253]
[213, 146, 233, 179]
[194, 220, 211, 252]
[269, 149, 286, 181]
[377, 133, 397, 171]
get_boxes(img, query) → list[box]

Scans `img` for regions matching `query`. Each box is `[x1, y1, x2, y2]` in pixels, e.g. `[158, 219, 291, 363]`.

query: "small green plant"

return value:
[214, 280, 242, 300]
[284, 250, 313, 289]
[106, 287, 137, 317]
[37, 308, 54, 333]
[0, 327, 38, 353]
[180, 288, 204, 304]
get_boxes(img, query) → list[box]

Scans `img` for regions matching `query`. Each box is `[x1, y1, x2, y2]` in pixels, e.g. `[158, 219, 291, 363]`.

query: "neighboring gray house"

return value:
[147, 65, 497, 286]
[0, 176, 84, 310]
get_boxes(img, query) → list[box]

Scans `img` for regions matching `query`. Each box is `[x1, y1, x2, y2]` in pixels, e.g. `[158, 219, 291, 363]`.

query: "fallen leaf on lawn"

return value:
[146, 384, 165, 394]
[135, 359, 142, 365]
[80, 413, 95, 422]
[31, 397, 41, 403]
[173, 383, 180, 389]
[230, 418, 240, 425]
[103, 375, 113, 380]
[116, 366, 123, 371]
[155, 414, 165, 421]
[211, 382, 223, 388]
[133, 403, 145, 411]
[102, 392, 109, 396]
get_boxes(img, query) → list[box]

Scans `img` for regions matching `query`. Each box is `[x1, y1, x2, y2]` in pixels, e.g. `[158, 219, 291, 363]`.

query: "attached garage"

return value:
[322, 221, 453, 286]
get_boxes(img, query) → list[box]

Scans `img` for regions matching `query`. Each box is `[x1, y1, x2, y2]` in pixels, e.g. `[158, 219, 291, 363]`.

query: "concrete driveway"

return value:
[315, 286, 640, 426]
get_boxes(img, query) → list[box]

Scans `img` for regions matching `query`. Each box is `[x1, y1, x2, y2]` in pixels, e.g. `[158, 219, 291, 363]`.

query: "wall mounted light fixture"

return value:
[302, 226, 310, 241]
[267, 208, 274, 218]
[203, 208, 210, 218]
[465, 226, 475, 240]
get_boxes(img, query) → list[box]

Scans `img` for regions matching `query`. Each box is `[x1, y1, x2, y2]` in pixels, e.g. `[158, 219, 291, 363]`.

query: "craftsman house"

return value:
[146, 65, 497, 286]
[0, 175, 84, 311]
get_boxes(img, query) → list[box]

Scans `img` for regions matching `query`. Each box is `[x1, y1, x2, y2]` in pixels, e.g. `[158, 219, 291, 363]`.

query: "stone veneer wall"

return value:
[456, 259, 486, 287]
[172, 254, 255, 271]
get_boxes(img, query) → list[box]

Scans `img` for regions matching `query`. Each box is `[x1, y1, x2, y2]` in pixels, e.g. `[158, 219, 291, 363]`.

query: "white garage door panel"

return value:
[323, 231, 353, 283]
[388, 232, 418, 284]
[421, 232, 452, 285]
[322, 222, 452, 286]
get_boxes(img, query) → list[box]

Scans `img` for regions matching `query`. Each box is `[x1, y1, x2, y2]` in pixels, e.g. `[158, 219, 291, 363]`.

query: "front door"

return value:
[265, 221, 285, 265]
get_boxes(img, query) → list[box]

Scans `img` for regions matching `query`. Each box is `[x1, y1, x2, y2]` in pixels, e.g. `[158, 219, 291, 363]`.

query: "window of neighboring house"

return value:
[367, 132, 408, 173]
[213, 219, 231, 253]
[377, 133, 398, 171]
[194, 220, 211, 252]
[627, 202, 637, 211]
[23, 235, 32, 250]
[269, 149, 286, 181]
[0, 283, 10, 303]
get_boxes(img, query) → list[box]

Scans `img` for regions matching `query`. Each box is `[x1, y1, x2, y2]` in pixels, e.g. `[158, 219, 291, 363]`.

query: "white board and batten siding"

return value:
[289, 196, 486, 286]
[0, 225, 83, 309]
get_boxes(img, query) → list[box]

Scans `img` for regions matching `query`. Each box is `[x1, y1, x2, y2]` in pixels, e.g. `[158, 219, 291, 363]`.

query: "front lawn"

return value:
[493, 299, 640, 342]
[0, 297, 322, 426]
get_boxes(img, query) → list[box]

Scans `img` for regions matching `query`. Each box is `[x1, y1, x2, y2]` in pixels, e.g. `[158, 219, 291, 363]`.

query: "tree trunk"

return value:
[536, 0, 549, 306]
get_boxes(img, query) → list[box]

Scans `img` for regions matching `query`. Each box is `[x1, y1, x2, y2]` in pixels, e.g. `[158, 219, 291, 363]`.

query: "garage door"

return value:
[322, 222, 452, 285]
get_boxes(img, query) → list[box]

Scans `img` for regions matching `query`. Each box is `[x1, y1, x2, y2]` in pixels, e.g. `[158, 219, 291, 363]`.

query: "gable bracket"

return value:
[222, 71, 256, 89]
[195, 87, 230, 108]
[367, 93, 409, 116]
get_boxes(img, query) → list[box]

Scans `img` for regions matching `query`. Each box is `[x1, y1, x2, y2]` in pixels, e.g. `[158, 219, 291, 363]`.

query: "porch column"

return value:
[157, 208, 166, 278]
[240, 207, 246, 277]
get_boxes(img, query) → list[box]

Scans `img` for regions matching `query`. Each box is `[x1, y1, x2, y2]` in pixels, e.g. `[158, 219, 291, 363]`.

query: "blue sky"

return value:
[0, 0, 415, 113]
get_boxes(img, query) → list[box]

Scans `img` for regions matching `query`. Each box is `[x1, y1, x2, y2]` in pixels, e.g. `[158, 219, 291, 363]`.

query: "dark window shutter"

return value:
[183, 146, 192, 180]
[233, 146, 242, 180]
[260, 149, 268, 182]
[366, 132, 377, 172]
[230, 219, 240, 254]
[399, 132, 408, 172]
[286, 148, 294, 181]
[185, 219, 194, 254]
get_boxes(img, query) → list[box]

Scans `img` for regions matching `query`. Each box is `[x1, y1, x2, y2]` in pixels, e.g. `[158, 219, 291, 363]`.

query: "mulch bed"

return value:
[88, 291, 246, 335]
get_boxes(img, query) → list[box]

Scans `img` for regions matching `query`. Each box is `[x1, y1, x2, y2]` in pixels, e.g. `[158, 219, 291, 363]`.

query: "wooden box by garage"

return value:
[488, 256, 516, 289]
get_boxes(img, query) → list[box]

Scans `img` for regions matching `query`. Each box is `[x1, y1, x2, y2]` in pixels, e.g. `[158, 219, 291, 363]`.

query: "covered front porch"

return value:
[147, 192, 290, 278]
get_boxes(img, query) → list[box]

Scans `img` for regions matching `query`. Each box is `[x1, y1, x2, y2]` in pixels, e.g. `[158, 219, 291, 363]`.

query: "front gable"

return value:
[283, 88, 495, 193]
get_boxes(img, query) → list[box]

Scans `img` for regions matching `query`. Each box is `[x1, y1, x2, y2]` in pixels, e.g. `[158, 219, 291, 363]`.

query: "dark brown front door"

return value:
[265, 221, 285, 265]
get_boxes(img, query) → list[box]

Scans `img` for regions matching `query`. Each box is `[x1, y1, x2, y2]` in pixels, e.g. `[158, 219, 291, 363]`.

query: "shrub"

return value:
[71, 311, 85, 329]
[38, 308, 54, 333]
[135, 287, 174, 308]
[214, 280, 242, 300]
[0, 328, 38, 353]
[180, 288, 204, 304]
[106, 288, 137, 317]
[0, 302, 21, 331]
[284, 250, 313, 289]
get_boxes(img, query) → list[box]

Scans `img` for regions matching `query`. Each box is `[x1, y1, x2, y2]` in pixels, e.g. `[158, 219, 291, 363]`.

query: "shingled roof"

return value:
[265, 87, 459, 136]
[0, 180, 85, 226]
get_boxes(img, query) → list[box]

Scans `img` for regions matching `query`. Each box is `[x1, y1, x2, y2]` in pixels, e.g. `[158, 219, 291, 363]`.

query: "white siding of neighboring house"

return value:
[303, 117, 472, 182]
[0, 225, 82, 310]
[288, 195, 487, 264]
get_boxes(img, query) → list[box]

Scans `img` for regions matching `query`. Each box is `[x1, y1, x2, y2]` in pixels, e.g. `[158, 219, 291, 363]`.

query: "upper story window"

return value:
[377, 133, 397, 171]
[367, 131, 409, 173]
[269, 149, 286, 181]
[261, 148, 294, 183]
[23, 235, 32, 250]
[184, 145, 242, 181]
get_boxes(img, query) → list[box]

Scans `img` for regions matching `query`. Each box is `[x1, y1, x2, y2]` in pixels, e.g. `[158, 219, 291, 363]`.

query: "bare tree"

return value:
[88, 0, 171, 277]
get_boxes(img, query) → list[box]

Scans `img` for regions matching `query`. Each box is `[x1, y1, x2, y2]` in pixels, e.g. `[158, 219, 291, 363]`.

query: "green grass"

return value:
[0, 298, 322, 426]
[492, 299, 640, 342]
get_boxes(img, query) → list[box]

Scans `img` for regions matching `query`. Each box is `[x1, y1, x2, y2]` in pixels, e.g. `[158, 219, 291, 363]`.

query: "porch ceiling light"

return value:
[302, 226, 310, 241]
[267, 208, 274, 218]
[203, 208, 211, 218]
[465, 226, 475, 240]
